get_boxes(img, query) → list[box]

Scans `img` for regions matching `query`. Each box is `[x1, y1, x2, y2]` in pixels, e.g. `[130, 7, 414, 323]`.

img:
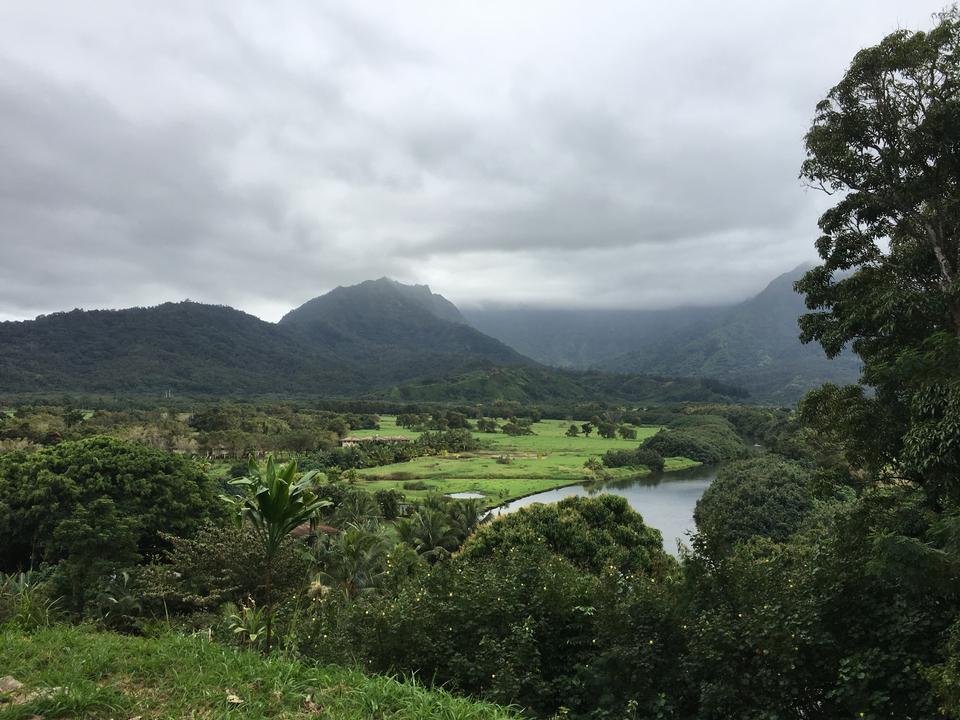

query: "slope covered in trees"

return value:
[0, 281, 533, 396]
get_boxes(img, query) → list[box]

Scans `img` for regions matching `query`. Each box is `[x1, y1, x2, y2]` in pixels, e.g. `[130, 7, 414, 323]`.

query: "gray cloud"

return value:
[0, 1, 946, 320]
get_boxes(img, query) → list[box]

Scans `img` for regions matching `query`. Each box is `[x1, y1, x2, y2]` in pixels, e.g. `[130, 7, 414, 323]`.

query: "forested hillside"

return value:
[465, 266, 861, 401]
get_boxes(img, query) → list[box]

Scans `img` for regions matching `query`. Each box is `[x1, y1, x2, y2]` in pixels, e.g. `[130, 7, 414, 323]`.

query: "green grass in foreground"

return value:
[356, 418, 698, 506]
[0, 624, 514, 720]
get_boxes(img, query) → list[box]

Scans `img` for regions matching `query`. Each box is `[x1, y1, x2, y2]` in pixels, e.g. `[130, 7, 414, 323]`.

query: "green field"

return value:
[355, 418, 698, 506]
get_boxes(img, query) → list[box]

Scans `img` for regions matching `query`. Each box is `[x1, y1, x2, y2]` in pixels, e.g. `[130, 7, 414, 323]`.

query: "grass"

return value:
[346, 416, 421, 439]
[355, 418, 698, 507]
[0, 624, 515, 719]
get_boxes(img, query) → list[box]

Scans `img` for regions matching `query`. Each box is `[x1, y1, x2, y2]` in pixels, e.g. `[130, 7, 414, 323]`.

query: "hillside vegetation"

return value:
[0, 279, 747, 403]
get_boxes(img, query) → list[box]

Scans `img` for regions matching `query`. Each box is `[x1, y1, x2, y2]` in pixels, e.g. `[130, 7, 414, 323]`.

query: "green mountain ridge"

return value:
[0, 278, 536, 396]
[0, 271, 843, 402]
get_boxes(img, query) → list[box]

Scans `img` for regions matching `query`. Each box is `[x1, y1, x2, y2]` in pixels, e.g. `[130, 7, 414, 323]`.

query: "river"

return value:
[490, 463, 718, 555]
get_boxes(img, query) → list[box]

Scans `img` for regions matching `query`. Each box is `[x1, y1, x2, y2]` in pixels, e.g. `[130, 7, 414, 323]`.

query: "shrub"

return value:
[642, 416, 747, 464]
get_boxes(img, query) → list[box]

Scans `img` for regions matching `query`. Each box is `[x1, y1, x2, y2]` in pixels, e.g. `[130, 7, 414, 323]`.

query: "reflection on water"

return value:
[492, 464, 718, 556]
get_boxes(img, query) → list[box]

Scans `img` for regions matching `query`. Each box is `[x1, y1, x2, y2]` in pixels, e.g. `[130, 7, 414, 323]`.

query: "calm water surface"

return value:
[492, 464, 717, 555]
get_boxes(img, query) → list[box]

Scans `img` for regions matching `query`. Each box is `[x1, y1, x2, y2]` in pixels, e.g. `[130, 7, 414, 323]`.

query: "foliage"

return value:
[642, 415, 747, 464]
[374, 488, 405, 520]
[0, 571, 59, 629]
[138, 524, 312, 613]
[0, 436, 220, 572]
[223, 455, 329, 650]
[796, 7, 960, 506]
[226, 600, 269, 649]
[683, 487, 959, 719]
[397, 497, 482, 562]
[693, 456, 814, 556]
[308, 544, 685, 719]
[0, 437, 221, 611]
[315, 521, 420, 599]
[602, 446, 665, 472]
[461, 495, 673, 577]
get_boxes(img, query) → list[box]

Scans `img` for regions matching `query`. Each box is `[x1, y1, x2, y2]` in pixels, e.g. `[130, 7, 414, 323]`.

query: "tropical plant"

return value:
[398, 504, 459, 562]
[226, 599, 268, 649]
[223, 455, 330, 650]
[316, 521, 393, 598]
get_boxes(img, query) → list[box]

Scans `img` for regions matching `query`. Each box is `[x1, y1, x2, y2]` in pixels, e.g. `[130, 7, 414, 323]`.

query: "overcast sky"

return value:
[0, 1, 947, 322]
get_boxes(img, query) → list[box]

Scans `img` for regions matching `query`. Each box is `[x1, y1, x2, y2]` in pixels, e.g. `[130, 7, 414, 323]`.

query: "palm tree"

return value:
[316, 520, 391, 598]
[224, 455, 329, 651]
[446, 498, 484, 544]
[334, 490, 381, 527]
[398, 503, 459, 562]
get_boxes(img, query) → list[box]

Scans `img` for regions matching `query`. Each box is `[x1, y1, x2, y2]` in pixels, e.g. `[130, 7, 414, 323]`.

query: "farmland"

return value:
[353, 417, 699, 506]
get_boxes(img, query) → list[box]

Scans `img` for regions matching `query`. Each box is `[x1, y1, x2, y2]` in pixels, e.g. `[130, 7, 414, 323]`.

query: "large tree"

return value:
[797, 8, 960, 504]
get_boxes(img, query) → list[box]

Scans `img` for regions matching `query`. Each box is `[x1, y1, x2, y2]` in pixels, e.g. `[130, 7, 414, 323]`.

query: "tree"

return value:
[501, 422, 533, 436]
[597, 421, 618, 439]
[565, 423, 579, 437]
[618, 425, 637, 440]
[0, 437, 220, 574]
[693, 457, 814, 556]
[476, 418, 498, 433]
[797, 8, 960, 504]
[374, 488, 405, 520]
[397, 504, 458, 562]
[581, 422, 594, 437]
[225, 455, 329, 650]
[316, 521, 393, 598]
[461, 495, 673, 577]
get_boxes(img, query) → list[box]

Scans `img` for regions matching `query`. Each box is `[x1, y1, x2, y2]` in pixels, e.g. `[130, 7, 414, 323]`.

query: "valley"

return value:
[353, 416, 698, 507]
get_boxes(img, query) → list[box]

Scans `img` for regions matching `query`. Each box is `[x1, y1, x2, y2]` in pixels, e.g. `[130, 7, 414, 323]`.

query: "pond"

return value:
[491, 463, 718, 555]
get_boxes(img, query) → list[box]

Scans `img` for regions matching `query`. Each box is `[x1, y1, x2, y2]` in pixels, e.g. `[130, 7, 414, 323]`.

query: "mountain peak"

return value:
[282, 278, 465, 327]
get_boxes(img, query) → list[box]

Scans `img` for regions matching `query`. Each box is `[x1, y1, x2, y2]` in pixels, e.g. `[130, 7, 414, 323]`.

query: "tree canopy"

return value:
[797, 7, 960, 505]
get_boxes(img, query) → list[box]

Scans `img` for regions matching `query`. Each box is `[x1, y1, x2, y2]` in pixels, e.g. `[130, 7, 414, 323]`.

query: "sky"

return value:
[0, 1, 948, 322]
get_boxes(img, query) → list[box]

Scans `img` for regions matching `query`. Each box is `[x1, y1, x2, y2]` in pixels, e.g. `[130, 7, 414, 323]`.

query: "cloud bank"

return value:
[0, 1, 945, 320]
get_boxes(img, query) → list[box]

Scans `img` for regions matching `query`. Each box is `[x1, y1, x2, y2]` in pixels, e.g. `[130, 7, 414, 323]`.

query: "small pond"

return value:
[491, 464, 718, 555]
[446, 491, 486, 499]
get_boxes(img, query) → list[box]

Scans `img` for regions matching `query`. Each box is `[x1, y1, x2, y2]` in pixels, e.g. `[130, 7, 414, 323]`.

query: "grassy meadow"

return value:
[355, 417, 698, 506]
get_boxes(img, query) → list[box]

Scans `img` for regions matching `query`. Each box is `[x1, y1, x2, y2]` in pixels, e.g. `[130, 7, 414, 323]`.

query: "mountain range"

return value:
[465, 265, 861, 403]
[0, 269, 858, 403]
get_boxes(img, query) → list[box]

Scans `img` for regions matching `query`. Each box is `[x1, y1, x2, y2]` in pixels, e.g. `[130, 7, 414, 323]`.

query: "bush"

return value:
[501, 422, 533, 436]
[374, 489, 405, 520]
[138, 524, 312, 614]
[306, 545, 685, 718]
[403, 481, 432, 491]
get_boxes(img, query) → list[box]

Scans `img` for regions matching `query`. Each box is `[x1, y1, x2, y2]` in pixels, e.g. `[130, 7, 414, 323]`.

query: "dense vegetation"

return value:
[0, 278, 749, 404]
